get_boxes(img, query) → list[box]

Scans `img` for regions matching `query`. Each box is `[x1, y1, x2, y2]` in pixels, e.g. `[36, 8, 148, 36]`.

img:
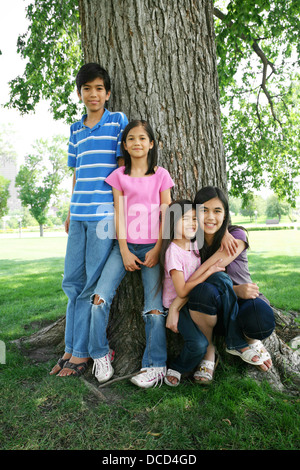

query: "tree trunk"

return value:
[12, 0, 299, 392]
[79, 0, 227, 199]
[78, 0, 227, 375]
[39, 223, 44, 237]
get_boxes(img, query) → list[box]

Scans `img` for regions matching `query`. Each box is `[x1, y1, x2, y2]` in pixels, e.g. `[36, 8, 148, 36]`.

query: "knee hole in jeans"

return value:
[92, 294, 105, 305]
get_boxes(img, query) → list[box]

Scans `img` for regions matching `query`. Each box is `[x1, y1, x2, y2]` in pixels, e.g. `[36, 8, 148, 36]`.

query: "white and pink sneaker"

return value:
[130, 367, 166, 388]
[92, 352, 114, 383]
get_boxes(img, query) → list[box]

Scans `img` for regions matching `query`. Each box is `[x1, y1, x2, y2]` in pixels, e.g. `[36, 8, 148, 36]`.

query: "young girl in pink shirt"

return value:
[89, 120, 174, 387]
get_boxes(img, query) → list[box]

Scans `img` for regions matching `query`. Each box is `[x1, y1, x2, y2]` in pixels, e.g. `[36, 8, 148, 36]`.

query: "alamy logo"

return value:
[96, 200, 205, 248]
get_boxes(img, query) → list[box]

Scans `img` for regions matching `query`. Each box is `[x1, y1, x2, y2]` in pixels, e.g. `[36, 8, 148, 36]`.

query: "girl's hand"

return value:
[121, 250, 143, 271]
[234, 283, 259, 299]
[166, 307, 179, 333]
[143, 247, 159, 268]
[220, 230, 239, 256]
[207, 259, 225, 276]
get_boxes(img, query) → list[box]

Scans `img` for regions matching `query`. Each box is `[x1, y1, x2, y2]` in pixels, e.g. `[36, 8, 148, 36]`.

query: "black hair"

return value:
[121, 120, 158, 175]
[158, 200, 199, 292]
[76, 63, 111, 93]
[194, 186, 248, 262]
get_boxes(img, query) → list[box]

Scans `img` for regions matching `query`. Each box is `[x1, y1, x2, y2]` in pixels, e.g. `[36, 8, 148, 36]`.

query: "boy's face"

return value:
[77, 77, 111, 113]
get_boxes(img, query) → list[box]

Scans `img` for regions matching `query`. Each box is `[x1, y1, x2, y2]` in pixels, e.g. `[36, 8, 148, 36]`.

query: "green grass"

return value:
[0, 232, 299, 451]
[247, 230, 300, 312]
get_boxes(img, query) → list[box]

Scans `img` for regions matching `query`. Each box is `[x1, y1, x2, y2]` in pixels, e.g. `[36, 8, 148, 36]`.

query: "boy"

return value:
[50, 63, 128, 377]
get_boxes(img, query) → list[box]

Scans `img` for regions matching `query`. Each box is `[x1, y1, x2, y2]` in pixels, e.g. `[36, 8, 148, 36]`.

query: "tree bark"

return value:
[12, 0, 299, 392]
[79, 0, 227, 199]
[77, 0, 227, 375]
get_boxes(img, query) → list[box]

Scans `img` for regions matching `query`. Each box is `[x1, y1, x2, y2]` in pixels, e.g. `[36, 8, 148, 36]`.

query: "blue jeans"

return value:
[169, 272, 275, 373]
[189, 272, 247, 350]
[62, 220, 114, 358]
[189, 272, 275, 349]
[89, 241, 167, 368]
[169, 306, 209, 374]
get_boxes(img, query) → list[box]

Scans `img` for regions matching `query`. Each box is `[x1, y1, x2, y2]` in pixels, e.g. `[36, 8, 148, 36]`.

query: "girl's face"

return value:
[198, 197, 226, 237]
[124, 126, 154, 159]
[175, 209, 198, 240]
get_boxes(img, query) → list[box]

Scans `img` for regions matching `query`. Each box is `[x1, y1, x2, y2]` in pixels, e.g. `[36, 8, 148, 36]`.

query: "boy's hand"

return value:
[143, 247, 159, 268]
[64, 212, 71, 234]
[219, 230, 239, 256]
[121, 250, 143, 271]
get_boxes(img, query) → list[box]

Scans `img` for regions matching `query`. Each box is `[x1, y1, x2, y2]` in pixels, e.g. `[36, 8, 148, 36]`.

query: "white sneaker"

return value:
[108, 348, 115, 363]
[92, 354, 114, 383]
[130, 367, 166, 389]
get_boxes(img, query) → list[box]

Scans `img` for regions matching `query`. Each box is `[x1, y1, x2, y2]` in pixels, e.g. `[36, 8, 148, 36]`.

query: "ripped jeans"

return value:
[88, 240, 167, 368]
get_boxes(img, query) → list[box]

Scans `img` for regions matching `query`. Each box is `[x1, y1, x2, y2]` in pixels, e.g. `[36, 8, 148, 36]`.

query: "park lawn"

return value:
[246, 230, 300, 312]
[0, 231, 299, 451]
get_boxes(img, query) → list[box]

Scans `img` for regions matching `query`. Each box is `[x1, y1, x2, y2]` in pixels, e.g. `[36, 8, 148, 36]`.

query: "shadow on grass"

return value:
[0, 258, 67, 341]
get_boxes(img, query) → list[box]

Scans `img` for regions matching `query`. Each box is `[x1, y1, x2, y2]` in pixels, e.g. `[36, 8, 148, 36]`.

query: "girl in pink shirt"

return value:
[89, 120, 174, 388]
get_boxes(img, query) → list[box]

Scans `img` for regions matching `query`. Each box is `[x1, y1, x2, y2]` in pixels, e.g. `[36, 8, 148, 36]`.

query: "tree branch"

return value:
[214, 6, 282, 125]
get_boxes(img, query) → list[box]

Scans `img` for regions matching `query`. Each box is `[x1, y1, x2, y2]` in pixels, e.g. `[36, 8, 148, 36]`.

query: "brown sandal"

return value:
[49, 357, 69, 375]
[60, 360, 89, 377]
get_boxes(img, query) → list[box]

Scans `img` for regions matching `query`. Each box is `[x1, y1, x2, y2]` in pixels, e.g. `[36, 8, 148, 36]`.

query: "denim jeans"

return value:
[89, 240, 167, 368]
[169, 272, 275, 373]
[189, 272, 275, 350]
[169, 306, 209, 374]
[230, 297, 275, 341]
[62, 220, 114, 358]
[189, 272, 248, 350]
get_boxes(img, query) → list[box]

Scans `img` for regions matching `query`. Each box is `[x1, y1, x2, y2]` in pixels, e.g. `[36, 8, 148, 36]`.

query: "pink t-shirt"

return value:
[105, 166, 174, 244]
[163, 242, 201, 308]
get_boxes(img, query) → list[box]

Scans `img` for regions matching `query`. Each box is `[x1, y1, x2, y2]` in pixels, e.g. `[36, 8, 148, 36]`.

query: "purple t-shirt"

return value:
[227, 228, 269, 304]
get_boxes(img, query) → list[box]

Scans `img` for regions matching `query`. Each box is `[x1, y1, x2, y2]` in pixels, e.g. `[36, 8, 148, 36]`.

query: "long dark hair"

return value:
[194, 186, 248, 262]
[121, 120, 158, 175]
[158, 200, 198, 290]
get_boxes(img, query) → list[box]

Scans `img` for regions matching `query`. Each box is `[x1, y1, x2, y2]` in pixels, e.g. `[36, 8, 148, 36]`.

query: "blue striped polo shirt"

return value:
[68, 109, 128, 220]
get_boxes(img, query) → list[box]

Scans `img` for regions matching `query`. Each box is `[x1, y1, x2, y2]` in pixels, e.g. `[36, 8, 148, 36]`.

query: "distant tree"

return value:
[266, 194, 291, 221]
[0, 175, 10, 218]
[15, 136, 69, 236]
[0, 124, 17, 164]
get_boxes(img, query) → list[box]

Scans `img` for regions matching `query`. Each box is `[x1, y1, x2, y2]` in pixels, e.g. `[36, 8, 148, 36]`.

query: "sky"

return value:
[0, 0, 69, 166]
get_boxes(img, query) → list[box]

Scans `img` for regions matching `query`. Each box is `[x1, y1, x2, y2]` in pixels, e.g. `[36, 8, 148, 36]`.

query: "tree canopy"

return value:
[5, 0, 300, 205]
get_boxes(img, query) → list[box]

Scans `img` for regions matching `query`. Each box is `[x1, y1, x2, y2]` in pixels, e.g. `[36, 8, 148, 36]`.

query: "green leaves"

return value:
[6, 0, 300, 204]
[215, 0, 300, 204]
[223, 77, 300, 206]
[6, 0, 83, 123]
